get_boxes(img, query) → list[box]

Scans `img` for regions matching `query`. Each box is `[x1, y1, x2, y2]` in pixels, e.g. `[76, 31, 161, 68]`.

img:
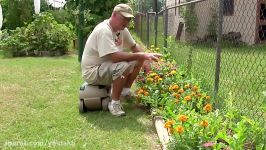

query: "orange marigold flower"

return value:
[203, 103, 212, 112]
[178, 115, 188, 122]
[144, 92, 149, 96]
[184, 96, 192, 101]
[172, 93, 180, 98]
[164, 123, 171, 129]
[175, 126, 184, 134]
[175, 99, 179, 104]
[173, 85, 179, 90]
[164, 119, 175, 129]
[168, 119, 175, 125]
[154, 75, 160, 80]
[178, 88, 184, 94]
[169, 85, 179, 91]
[138, 89, 144, 94]
[200, 120, 209, 128]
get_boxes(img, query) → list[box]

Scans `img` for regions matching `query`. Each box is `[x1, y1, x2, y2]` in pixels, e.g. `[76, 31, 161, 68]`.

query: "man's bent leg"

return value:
[108, 67, 131, 116]
[124, 60, 144, 89]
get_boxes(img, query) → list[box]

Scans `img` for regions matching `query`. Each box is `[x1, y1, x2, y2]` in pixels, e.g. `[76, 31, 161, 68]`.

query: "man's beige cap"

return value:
[113, 4, 134, 18]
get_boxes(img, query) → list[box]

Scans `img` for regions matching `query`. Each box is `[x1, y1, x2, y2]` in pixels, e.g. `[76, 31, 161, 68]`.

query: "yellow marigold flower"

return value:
[175, 126, 184, 134]
[149, 72, 157, 77]
[184, 95, 192, 101]
[170, 70, 177, 75]
[155, 47, 160, 51]
[158, 78, 163, 82]
[200, 120, 209, 128]
[203, 103, 212, 112]
[169, 85, 176, 91]
[146, 77, 154, 82]
[205, 95, 211, 100]
[178, 115, 188, 122]
[150, 45, 155, 48]
[184, 84, 190, 89]
[178, 88, 184, 94]
[192, 85, 199, 92]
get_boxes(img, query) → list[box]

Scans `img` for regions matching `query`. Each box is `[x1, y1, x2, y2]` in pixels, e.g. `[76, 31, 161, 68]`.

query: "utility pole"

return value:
[77, 0, 84, 62]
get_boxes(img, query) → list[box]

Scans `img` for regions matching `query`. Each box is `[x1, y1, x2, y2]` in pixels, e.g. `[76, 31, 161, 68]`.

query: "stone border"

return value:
[153, 116, 170, 150]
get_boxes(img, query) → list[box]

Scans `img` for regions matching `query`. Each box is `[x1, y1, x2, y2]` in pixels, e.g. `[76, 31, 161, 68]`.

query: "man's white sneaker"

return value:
[108, 102, 126, 116]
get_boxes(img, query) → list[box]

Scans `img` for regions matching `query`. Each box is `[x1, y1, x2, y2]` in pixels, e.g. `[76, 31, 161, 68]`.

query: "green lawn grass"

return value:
[0, 53, 160, 150]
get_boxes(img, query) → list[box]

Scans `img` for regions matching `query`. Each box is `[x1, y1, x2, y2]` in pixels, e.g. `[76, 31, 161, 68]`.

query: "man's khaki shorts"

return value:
[89, 61, 137, 86]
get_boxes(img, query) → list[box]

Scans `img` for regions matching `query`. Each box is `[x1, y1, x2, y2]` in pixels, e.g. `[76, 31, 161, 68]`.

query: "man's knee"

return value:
[134, 60, 145, 68]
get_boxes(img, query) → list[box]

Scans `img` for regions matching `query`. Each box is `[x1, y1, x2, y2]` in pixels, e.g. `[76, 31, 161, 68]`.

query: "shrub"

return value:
[0, 12, 74, 57]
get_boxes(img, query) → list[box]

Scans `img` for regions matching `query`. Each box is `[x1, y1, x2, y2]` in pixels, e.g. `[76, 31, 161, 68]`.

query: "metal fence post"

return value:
[214, 0, 224, 105]
[164, 9, 168, 48]
[147, 13, 150, 47]
[154, 0, 158, 47]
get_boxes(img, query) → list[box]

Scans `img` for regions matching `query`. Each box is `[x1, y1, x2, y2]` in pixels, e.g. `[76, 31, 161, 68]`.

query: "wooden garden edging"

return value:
[154, 116, 170, 150]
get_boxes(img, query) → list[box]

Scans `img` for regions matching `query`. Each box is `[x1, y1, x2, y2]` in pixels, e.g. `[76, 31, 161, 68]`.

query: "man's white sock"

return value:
[121, 88, 131, 96]
[111, 100, 120, 105]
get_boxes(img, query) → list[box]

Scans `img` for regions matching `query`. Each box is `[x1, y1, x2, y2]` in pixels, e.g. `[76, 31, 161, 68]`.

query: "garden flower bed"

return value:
[134, 46, 265, 150]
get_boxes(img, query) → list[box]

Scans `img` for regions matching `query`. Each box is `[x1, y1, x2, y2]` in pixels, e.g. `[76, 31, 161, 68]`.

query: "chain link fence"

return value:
[135, 0, 266, 126]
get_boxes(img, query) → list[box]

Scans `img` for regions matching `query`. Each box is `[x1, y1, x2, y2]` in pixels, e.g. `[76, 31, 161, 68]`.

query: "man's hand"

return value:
[143, 53, 162, 62]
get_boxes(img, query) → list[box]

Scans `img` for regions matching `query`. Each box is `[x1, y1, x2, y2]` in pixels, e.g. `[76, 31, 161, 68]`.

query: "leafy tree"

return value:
[66, 0, 128, 36]
[5, 0, 34, 30]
